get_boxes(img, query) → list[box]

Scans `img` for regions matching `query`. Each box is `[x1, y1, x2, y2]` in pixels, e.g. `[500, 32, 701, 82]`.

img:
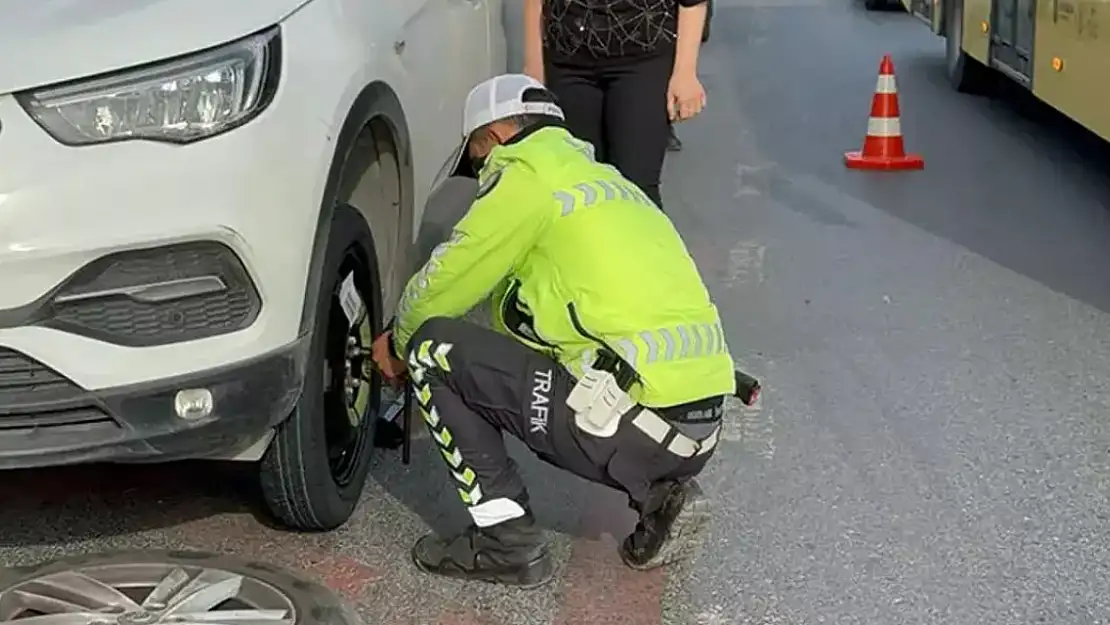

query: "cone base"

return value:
[844, 150, 924, 170]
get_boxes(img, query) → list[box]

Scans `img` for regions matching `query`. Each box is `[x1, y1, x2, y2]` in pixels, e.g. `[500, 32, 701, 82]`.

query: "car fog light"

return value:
[174, 388, 214, 420]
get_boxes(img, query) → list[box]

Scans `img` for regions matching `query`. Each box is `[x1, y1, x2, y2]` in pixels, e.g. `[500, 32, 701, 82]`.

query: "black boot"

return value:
[667, 124, 683, 152]
[412, 513, 554, 587]
[619, 479, 710, 570]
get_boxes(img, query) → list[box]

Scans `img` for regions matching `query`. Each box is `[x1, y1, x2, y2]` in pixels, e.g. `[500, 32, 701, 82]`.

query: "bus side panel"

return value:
[1032, 0, 1110, 142]
[964, 0, 993, 62]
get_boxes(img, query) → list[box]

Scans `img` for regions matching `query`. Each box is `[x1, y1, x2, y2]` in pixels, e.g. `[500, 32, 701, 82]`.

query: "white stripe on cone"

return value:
[874, 74, 897, 94]
[866, 116, 901, 137]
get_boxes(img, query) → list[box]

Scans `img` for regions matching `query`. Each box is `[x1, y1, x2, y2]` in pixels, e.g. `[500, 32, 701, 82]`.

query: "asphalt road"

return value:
[4, 1, 1110, 624]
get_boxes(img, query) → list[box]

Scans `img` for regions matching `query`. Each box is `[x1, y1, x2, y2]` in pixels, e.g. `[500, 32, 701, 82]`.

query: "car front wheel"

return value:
[259, 203, 382, 531]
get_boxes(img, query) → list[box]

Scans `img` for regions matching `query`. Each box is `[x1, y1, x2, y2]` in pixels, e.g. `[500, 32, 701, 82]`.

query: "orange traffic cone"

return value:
[844, 55, 923, 170]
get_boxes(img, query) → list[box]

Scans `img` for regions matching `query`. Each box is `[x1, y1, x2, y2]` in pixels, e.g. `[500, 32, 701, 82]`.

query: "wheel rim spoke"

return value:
[1, 588, 89, 618]
[27, 573, 140, 612]
[170, 610, 292, 625]
[140, 568, 191, 610]
[162, 573, 242, 616]
[0, 585, 128, 622]
[0, 612, 111, 625]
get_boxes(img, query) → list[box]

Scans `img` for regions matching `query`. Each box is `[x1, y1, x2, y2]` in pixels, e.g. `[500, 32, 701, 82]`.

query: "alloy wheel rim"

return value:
[322, 250, 376, 486]
[0, 563, 297, 625]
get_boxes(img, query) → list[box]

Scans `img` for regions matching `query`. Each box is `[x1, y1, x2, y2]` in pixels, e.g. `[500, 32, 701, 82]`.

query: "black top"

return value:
[543, 0, 706, 64]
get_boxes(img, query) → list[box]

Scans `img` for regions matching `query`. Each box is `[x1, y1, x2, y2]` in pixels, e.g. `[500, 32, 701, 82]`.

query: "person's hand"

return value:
[667, 71, 706, 122]
[371, 331, 407, 386]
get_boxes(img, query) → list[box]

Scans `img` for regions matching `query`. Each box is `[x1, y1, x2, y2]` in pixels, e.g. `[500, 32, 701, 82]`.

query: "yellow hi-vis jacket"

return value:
[393, 125, 735, 407]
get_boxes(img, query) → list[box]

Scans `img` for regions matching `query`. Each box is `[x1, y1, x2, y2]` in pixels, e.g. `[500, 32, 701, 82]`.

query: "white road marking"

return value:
[694, 605, 730, 624]
[724, 240, 766, 288]
[733, 163, 766, 198]
[722, 394, 775, 460]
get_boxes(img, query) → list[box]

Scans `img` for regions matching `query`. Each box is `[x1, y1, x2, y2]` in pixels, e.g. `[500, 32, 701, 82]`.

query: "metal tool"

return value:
[401, 382, 413, 464]
[379, 382, 415, 464]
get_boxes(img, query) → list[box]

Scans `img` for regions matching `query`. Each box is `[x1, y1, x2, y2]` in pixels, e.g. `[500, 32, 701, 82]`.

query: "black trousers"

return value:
[405, 317, 715, 523]
[545, 51, 674, 208]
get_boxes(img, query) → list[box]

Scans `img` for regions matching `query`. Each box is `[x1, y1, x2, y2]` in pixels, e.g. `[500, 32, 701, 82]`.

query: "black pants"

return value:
[405, 317, 716, 525]
[545, 51, 673, 208]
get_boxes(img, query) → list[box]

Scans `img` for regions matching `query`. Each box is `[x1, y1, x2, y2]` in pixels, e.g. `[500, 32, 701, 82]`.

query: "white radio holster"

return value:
[566, 369, 635, 438]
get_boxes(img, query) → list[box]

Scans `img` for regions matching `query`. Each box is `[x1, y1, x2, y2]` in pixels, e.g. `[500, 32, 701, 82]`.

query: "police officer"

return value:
[371, 74, 736, 587]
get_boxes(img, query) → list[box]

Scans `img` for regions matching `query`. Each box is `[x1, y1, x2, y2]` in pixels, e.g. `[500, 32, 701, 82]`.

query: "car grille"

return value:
[0, 348, 116, 432]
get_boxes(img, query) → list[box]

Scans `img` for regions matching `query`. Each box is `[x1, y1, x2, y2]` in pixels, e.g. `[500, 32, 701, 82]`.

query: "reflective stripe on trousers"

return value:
[630, 409, 720, 458]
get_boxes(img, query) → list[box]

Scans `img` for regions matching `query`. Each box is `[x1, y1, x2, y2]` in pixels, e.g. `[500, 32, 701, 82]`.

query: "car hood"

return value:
[0, 0, 310, 95]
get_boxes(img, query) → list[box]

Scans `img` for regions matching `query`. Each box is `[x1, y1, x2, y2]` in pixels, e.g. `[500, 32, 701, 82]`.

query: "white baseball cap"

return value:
[436, 74, 565, 182]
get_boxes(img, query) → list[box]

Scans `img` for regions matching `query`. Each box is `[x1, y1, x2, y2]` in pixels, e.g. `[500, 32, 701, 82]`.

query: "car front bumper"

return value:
[0, 334, 309, 469]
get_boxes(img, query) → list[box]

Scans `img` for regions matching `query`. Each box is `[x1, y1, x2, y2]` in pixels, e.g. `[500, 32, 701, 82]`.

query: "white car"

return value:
[0, 0, 505, 530]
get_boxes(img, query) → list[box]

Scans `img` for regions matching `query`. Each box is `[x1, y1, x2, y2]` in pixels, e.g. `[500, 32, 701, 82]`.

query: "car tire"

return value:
[864, 0, 886, 10]
[945, 0, 992, 92]
[260, 203, 382, 531]
[0, 550, 361, 625]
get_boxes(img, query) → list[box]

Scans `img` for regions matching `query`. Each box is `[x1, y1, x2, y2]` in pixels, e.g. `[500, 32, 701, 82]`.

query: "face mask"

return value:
[468, 130, 504, 175]
[469, 154, 487, 174]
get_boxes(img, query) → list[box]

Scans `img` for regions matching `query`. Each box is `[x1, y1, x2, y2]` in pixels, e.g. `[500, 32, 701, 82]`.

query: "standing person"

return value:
[371, 74, 740, 586]
[522, 0, 709, 208]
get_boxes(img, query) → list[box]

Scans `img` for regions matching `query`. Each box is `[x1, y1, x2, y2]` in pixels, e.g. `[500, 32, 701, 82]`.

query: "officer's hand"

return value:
[667, 71, 706, 122]
[371, 331, 407, 386]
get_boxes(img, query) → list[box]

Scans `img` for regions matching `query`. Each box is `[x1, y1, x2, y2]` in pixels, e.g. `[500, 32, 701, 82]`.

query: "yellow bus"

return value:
[903, 0, 1110, 142]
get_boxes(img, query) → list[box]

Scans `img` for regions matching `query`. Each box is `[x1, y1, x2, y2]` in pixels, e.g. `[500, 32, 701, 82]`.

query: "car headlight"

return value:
[17, 27, 281, 146]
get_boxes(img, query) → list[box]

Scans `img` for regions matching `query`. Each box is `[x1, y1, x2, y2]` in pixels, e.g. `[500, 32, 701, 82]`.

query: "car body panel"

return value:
[0, 0, 313, 94]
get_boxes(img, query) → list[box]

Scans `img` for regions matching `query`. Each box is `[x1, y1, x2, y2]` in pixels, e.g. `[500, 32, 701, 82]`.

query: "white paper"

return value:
[338, 272, 364, 328]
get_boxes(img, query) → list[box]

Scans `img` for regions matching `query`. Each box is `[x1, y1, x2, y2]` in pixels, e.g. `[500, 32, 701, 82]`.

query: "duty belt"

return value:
[630, 409, 721, 458]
